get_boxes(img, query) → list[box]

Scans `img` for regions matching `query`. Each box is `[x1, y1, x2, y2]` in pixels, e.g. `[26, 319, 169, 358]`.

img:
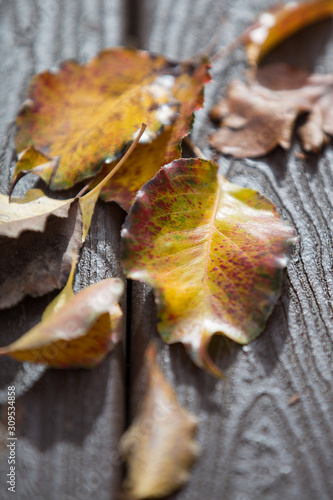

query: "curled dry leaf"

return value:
[120, 342, 199, 499]
[12, 48, 210, 200]
[209, 63, 333, 158]
[121, 159, 297, 376]
[0, 189, 82, 309]
[246, 0, 333, 66]
[96, 128, 174, 211]
[9, 146, 58, 197]
[0, 270, 124, 368]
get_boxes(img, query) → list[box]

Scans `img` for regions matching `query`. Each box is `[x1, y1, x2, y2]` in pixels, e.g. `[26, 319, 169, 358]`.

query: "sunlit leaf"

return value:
[0, 189, 82, 309]
[9, 146, 57, 196]
[12, 48, 210, 195]
[120, 342, 199, 499]
[0, 124, 145, 310]
[95, 128, 174, 212]
[246, 0, 333, 66]
[97, 58, 210, 211]
[209, 63, 333, 158]
[0, 276, 124, 368]
[42, 254, 77, 320]
[121, 159, 297, 376]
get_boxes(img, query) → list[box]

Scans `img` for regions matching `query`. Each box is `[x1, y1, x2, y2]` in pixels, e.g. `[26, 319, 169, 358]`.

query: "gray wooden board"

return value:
[129, 1, 333, 500]
[0, 1, 126, 499]
[1, 0, 333, 500]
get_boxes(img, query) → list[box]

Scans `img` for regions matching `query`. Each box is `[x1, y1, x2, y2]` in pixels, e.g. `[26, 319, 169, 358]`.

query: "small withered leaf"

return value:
[120, 342, 199, 499]
[209, 63, 333, 158]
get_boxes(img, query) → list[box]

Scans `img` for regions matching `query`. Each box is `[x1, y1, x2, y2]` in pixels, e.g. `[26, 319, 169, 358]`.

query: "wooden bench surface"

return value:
[0, 1, 333, 499]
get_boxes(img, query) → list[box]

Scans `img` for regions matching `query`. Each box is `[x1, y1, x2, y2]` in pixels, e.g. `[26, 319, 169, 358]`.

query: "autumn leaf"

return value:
[41, 254, 78, 320]
[0, 189, 83, 309]
[209, 63, 333, 158]
[12, 48, 210, 197]
[0, 124, 146, 309]
[120, 342, 199, 499]
[97, 58, 210, 211]
[9, 146, 58, 197]
[93, 128, 174, 212]
[0, 271, 124, 368]
[121, 159, 297, 376]
[0, 183, 102, 309]
[246, 0, 333, 67]
[0, 126, 145, 360]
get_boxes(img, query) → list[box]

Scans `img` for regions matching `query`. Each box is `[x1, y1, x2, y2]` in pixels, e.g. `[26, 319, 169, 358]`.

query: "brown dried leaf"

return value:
[209, 63, 333, 158]
[120, 342, 199, 499]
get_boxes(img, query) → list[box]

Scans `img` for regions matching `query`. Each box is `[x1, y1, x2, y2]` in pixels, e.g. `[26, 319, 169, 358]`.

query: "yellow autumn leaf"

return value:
[120, 342, 199, 499]
[12, 48, 210, 200]
[0, 276, 124, 368]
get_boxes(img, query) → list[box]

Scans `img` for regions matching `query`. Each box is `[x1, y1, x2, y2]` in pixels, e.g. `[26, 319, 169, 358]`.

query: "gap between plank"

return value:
[126, 0, 140, 47]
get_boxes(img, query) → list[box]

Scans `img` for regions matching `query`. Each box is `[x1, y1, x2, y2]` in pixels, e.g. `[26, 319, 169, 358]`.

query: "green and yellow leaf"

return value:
[121, 158, 297, 376]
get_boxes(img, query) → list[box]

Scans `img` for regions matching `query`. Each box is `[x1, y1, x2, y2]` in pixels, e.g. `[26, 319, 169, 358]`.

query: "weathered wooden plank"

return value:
[130, 1, 333, 499]
[0, 1, 127, 498]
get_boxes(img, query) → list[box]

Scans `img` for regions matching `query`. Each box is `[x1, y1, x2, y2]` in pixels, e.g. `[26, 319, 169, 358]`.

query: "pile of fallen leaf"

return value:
[2, 0, 332, 497]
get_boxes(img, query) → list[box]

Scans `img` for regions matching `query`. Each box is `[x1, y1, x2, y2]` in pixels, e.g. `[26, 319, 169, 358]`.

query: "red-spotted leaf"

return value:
[121, 158, 297, 376]
[0, 276, 124, 368]
[12, 48, 210, 199]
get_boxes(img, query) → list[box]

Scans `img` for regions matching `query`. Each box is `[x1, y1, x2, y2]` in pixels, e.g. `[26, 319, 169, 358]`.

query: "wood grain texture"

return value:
[131, 1, 333, 499]
[1, 1, 333, 499]
[0, 1, 126, 499]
